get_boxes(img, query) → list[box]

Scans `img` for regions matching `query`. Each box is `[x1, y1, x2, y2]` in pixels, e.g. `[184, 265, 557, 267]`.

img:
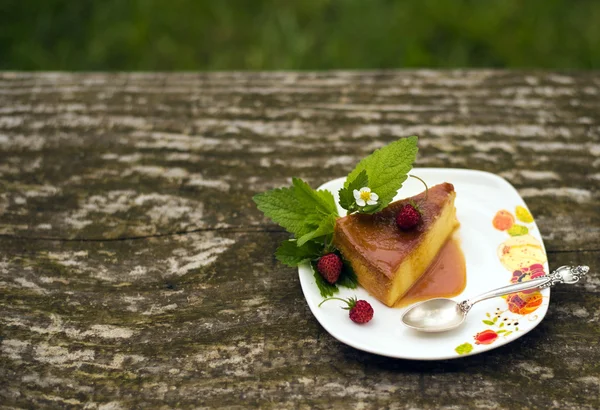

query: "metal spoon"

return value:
[401, 265, 589, 332]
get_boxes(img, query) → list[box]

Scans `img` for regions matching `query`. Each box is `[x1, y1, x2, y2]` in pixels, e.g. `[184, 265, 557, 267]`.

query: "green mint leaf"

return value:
[338, 170, 368, 213]
[253, 187, 307, 237]
[275, 240, 322, 267]
[310, 261, 338, 297]
[336, 258, 358, 289]
[344, 136, 418, 213]
[292, 178, 338, 218]
[296, 214, 337, 247]
[253, 178, 339, 238]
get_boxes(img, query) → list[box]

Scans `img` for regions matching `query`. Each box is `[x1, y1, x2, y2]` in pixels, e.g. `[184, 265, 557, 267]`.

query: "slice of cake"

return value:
[333, 183, 459, 307]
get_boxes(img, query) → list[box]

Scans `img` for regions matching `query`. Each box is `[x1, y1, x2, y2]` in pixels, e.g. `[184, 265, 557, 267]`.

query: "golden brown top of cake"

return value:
[334, 183, 456, 279]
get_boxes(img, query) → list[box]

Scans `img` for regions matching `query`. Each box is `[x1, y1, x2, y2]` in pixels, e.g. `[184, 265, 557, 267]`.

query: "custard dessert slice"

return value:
[333, 183, 459, 307]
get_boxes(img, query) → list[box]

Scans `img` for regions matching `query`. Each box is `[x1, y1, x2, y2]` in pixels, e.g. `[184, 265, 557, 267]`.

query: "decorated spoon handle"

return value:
[459, 265, 589, 314]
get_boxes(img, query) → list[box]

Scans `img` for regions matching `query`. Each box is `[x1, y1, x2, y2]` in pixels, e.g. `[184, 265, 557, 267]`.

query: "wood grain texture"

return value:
[0, 71, 599, 409]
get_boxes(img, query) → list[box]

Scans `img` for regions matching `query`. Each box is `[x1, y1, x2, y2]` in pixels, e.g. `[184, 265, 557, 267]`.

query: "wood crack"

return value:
[0, 226, 286, 242]
[0, 229, 598, 254]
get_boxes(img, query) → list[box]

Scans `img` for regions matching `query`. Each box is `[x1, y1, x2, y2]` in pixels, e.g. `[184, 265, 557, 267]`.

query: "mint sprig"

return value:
[253, 177, 338, 242]
[253, 136, 420, 297]
[341, 136, 418, 214]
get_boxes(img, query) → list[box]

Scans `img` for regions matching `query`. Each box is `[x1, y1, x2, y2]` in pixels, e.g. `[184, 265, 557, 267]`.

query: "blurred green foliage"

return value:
[1, 0, 599, 70]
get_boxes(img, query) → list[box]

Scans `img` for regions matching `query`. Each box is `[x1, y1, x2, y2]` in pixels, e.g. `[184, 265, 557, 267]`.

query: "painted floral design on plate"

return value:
[455, 205, 548, 355]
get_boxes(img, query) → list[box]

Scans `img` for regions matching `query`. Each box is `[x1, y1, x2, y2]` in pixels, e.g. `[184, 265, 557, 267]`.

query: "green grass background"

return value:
[1, 0, 599, 70]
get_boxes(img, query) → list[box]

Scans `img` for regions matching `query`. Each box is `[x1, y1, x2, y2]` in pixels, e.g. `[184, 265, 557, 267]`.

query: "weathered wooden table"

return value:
[0, 72, 598, 409]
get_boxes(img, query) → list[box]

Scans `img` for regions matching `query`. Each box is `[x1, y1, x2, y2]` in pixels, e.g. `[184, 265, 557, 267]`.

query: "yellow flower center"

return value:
[360, 191, 371, 201]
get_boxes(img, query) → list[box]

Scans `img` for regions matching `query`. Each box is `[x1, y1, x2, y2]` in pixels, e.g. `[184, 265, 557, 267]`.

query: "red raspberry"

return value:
[316, 253, 343, 284]
[348, 299, 374, 324]
[318, 296, 374, 324]
[396, 203, 421, 230]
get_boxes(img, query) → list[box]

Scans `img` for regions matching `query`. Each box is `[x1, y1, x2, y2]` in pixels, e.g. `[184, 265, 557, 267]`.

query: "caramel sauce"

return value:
[393, 237, 466, 308]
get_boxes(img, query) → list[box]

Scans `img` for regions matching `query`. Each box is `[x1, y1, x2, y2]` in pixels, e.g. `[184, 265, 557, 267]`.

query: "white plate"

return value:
[299, 168, 550, 360]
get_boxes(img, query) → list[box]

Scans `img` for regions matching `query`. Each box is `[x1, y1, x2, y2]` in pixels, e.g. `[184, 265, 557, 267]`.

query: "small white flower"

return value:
[353, 187, 379, 207]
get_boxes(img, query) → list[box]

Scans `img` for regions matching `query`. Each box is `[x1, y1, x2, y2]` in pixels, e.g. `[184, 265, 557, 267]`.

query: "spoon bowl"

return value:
[401, 298, 466, 332]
